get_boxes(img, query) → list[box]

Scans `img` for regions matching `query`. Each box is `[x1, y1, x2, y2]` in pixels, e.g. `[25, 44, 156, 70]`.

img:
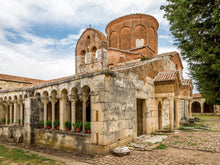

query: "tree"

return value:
[161, 0, 220, 104]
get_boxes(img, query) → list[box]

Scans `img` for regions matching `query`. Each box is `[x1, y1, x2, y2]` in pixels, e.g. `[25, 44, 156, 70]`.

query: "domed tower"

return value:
[105, 14, 159, 56]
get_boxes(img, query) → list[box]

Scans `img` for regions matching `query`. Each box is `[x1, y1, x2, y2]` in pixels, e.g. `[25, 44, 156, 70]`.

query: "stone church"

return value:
[0, 14, 196, 154]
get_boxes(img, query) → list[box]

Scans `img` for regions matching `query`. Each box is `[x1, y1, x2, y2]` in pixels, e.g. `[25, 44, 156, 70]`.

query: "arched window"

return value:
[91, 46, 97, 62]
[81, 50, 86, 64]
[136, 39, 144, 48]
[136, 39, 140, 48]
[140, 39, 144, 46]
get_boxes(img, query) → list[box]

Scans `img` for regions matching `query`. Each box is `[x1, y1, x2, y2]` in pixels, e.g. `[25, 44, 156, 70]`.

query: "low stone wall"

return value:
[0, 125, 24, 143]
[34, 129, 93, 153]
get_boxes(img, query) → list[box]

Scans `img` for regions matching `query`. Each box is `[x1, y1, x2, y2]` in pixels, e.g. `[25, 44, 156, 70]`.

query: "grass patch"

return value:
[0, 145, 58, 164]
[187, 141, 197, 146]
[156, 143, 167, 149]
[173, 135, 180, 139]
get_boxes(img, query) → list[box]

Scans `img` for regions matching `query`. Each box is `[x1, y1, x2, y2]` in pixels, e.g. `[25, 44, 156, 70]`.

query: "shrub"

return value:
[39, 120, 44, 126]
[46, 120, 52, 126]
[22, 120, 24, 124]
[18, 119, 21, 123]
[65, 121, 71, 128]
[7, 119, 10, 123]
[85, 121, 91, 130]
[141, 56, 150, 61]
[73, 121, 82, 129]
[1, 118, 5, 123]
[53, 120, 60, 127]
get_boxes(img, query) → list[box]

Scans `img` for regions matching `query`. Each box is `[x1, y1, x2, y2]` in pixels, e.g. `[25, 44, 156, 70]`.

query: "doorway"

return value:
[137, 99, 145, 136]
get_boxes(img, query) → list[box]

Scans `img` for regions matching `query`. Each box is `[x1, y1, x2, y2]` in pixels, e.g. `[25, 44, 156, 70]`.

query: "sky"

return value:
[0, 0, 191, 82]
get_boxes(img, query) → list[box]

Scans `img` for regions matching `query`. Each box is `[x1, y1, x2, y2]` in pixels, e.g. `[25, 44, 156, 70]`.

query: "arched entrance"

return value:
[204, 102, 214, 113]
[192, 101, 201, 113]
[158, 101, 162, 130]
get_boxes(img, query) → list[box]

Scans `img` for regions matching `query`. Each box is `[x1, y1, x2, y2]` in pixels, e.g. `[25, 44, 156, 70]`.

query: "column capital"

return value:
[7, 101, 13, 106]
[68, 94, 78, 103]
[41, 97, 49, 105]
[18, 99, 24, 105]
[49, 96, 57, 104]
[81, 93, 89, 102]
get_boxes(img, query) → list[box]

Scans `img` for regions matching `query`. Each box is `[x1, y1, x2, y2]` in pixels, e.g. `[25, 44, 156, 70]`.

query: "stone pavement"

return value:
[74, 131, 220, 165]
[163, 131, 220, 153]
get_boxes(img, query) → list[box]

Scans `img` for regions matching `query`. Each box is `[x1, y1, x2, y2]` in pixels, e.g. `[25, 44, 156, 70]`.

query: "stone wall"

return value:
[162, 99, 169, 128]
[0, 80, 30, 90]
[34, 129, 91, 153]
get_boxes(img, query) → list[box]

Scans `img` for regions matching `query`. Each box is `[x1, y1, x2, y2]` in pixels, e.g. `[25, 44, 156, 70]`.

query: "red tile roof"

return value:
[192, 93, 202, 98]
[181, 79, 192, 86]
[154, 70, 178, 82]
[0, 73, 44, 84]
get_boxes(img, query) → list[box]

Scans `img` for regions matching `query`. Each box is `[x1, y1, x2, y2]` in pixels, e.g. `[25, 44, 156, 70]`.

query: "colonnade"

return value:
[157, 96, 191, 130]
[0, 99, 24, 126]
[41, 92, 90, 132]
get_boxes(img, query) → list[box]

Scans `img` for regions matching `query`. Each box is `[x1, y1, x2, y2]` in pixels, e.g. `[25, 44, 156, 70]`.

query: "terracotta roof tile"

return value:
[0, 73, 44, 84]
[154, 70, 178, 82]
[192, 93, 202, 98]
[181, 79, 192, 86]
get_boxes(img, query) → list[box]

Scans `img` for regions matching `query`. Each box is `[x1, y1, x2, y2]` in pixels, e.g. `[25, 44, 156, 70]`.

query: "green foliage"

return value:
[73, 121, 83, 128]
[65, 121, 71, 128]
[1, 118, 5, 123]
[18, 119, 21, 123]
[141, 56, 150, 61]
[22, 120, 24, 124]
[161, 0, 220, 104]
[53, 120, 60, 127]
[85, 121, 91, 130]
[39, 120, 44, 126]
[46, 120, 52, 126]
[156, 143, 167, 149]
[0, 145, 55, 164]
[7, 119, 10, 123]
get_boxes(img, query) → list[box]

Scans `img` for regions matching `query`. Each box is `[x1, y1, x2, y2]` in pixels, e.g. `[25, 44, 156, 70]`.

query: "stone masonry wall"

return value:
[0, 80, 30, 90]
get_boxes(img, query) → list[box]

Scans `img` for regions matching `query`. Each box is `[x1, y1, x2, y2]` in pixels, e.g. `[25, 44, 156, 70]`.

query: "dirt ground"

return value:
[0, 115, 219, 165]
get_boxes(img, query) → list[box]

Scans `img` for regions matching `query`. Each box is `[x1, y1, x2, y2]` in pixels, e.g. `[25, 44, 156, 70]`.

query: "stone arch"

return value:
[192, 101, 201, 113]
[71, 87, 78, 95]
[109, 31, 118, 48]
[61, 88, 71, 127]
[80, 50, 86, 64]
[148, 27, 155, 50]
[134, 25, 146, 47]
[82, 85, 91, 122]
[158, 101, 162, 130]
[51, 90, 59, 121]
[120, 27, 131, 50]
[91, 46, 97, 62]
[203, 102, 214, 113]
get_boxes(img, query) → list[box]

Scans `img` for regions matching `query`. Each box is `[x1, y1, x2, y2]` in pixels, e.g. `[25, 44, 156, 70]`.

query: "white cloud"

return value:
[0, 0, 189, 83]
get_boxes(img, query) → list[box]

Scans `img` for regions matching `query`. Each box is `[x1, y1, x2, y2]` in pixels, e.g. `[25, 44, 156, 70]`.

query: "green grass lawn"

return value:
[0, 145, 64, 165]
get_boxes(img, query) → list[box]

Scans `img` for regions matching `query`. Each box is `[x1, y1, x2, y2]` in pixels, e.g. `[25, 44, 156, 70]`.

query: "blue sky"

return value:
[0, 0, 190, 82]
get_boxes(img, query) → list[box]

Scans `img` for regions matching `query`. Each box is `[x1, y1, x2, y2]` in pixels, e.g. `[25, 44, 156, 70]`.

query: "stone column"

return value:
[69, 95, 78, 131]
[18, 100, 24, 126]
[169, 97, 174, 130]
[82, 93, 89, 133]
[201, 100, 205, 113]
[189, 100, 192, 117]
[13, 100, 18, 125]
[49, 98, 57, 129]
[185, 99, 189, 119]
[175, 98, 179, 128]
[9, 102, 13, 125]
[42, 98, 49, 129]
[3, 104, 8, 124]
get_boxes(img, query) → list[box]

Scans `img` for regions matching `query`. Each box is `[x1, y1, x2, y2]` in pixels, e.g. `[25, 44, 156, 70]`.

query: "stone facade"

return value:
[0, 14, 196, 154]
